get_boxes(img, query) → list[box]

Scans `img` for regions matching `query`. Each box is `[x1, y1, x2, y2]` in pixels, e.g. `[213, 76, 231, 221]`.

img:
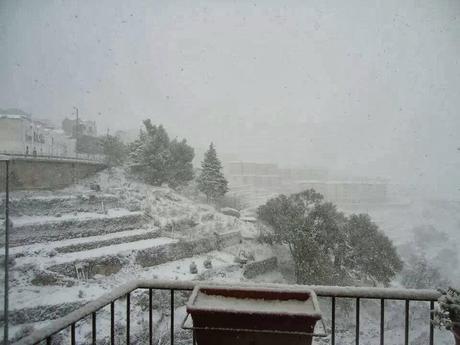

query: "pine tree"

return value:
[102, 135, 127, 167]
[197, 143, 228, 201]
[129, 119, 194, 187]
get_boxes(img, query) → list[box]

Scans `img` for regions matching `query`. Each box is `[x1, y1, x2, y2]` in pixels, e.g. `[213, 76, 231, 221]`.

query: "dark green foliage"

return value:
[197, 143, 228, 201]
[167, 138, 195, 188]
[129, 119, 194, 188]
[101, 135, 127, 167]
[215, 194, 248, 211]
[76, 135, 102, 154]
[257, 189, 402, 286]
[344, 214, 403, 286]
[433, 287, 460, 330]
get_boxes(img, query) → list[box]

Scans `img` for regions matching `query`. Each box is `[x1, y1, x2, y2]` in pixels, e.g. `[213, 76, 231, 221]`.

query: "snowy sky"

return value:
[0, 0, 459, 197]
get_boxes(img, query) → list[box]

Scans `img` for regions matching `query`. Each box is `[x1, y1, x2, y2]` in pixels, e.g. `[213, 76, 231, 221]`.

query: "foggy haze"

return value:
[1, 0, 459, 197]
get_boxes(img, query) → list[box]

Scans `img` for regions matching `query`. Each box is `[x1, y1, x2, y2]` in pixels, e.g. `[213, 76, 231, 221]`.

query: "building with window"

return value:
[62, 117, 97, 137]
[0, 113, 76, 157]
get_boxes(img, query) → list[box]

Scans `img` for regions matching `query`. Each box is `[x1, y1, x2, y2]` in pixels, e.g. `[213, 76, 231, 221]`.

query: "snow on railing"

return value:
[14, 279, 441, 345]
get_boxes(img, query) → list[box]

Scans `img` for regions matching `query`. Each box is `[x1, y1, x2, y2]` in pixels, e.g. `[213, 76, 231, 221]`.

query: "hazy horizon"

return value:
[1, 0, 459, 197]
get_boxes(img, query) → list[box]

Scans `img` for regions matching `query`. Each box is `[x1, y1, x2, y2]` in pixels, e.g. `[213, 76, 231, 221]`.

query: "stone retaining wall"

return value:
[56, 230, 160, 254]
[0, 159, 106, 192]
[48, 255, 127, 279]
[243, 256, 278, 279]
[1, 194, 120, 217]
[1, 302, 86, 326]
[48, 231, 242, 279]
[135, 231, 242, 268]
[10, 212, 145, 246]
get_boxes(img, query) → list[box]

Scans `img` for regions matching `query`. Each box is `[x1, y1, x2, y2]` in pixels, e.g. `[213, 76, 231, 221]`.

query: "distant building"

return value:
[279, 167, 330, 181]
[295, 180, 387, 204]
[0, 113, 76, 157]
[62, 118, 97, 137]
[224, 161, 282, 189]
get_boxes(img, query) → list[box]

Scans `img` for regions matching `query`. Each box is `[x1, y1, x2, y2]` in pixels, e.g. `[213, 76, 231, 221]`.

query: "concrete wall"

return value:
[0, 117, 25, 153]
[0, 158, 106, 192]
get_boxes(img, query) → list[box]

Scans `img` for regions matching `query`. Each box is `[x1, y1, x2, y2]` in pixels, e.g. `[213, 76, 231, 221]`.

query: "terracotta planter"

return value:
[453, 323, 460, 345]
[186, 285, 323, 345]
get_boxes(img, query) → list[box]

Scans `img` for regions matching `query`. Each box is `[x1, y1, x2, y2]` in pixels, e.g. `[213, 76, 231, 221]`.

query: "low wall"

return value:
[135, 231, 242, 267]
[1, 158, 106, 192]
[10, 212, 145, 246]
[243, 256, 278, 279]
[0, 194, 119, 217]
[48, 231, 242, 279]
[48, 255, 127, 279]
[2, 301, 86, 326]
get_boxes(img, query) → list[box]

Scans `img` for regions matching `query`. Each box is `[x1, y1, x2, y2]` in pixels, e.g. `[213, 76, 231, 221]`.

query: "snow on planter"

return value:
[185, 285, 323, 345]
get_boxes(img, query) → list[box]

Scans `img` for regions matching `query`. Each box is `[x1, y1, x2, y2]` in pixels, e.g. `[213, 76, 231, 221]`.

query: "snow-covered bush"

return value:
[433, 287, 460, 330]
[401, 254, 450, 289]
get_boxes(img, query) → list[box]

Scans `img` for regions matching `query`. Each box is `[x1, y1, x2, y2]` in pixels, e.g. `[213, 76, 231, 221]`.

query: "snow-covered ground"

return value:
[10, 208, 138, 227]
[3, 169, 458, 344]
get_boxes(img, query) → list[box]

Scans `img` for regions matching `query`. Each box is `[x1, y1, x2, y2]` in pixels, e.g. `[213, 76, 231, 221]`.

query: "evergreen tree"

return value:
[257, 189, 402, 286]
[102, 134, 127, 167]
[129, 119, 194, 187]
[167, 138, 195, 188]
[197, 143, 228, 201]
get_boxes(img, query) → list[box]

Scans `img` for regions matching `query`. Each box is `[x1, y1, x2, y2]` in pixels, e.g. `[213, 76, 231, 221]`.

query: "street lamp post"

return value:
[1, 156, 10, 344]
[73, 106, 79, 158]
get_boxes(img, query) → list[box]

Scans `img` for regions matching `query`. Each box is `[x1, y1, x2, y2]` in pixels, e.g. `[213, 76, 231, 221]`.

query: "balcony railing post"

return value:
[92, 312, 96, 345]
[70, 323, 76, 345]
[380, 298, 384, 345]
[405, 300, 410, 345]
[149, 288, 153, 345]
[356, 298, 360, 345]
[429, 300, 434, 345]
[110, 302, 115, 345]
[126, 293, 130, 345]
[170, 289, 175, 345]
[331, 297, 336, 345]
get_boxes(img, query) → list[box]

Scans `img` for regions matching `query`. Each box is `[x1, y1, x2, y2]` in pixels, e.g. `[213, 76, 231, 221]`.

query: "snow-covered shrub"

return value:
[401, 254, 450, 289]
[433, 287, 460, 330]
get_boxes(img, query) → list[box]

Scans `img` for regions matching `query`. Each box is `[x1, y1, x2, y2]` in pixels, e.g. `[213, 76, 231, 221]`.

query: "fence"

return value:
[14, 279, 442, 345]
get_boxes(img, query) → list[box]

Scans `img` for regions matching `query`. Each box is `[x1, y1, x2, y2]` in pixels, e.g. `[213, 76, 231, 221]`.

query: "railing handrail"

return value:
[14, 279, 440, 345]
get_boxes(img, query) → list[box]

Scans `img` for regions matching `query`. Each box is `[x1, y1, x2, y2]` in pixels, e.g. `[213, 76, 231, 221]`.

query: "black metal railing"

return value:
[14, 280, 441, 345]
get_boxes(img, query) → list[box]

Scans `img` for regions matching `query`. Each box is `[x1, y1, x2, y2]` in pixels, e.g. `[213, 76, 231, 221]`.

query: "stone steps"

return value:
[9, 210, 147, 246]
[2, 228, 161, 259]
[55, 228, 161, 254]
[5, 233, 244, 328]
[45, 231, 242, 279]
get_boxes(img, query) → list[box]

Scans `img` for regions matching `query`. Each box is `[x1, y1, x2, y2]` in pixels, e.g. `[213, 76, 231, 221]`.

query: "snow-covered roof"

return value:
[0, 114, 31, 121]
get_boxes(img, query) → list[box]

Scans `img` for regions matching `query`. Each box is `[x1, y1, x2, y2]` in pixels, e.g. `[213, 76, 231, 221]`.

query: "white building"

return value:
[295, 180, 387, 204]
[0, 113, 76, 157]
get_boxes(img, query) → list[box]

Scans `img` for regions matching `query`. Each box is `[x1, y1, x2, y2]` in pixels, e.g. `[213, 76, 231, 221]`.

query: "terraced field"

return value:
[0, 169, 279, 343]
